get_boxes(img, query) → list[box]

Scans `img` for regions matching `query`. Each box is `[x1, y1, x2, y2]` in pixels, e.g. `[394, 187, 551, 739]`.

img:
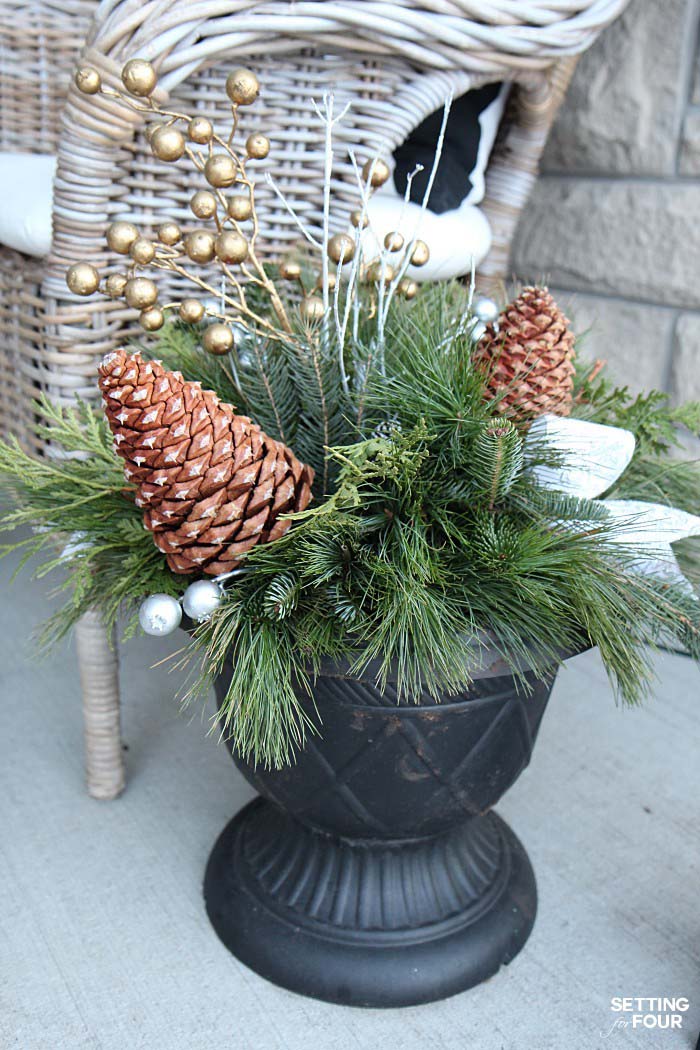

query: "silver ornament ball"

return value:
[182, 579, 223, 622]
[139, 593, 183, 637]
[474, 296, 500, 324]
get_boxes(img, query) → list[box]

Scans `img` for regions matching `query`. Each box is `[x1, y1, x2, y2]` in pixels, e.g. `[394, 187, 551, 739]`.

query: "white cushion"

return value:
[354, 84, 509, 282]
[463, 84, 508, 205]
[0, 153, 55, 257]
[359, 194, 492, 282]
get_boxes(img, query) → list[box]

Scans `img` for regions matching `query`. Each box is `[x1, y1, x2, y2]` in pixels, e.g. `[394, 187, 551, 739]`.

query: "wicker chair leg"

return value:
[74, 608, 124, 800]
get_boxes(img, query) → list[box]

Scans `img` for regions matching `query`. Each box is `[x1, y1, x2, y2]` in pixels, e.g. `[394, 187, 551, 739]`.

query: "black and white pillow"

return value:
[363, 83, 509, 280]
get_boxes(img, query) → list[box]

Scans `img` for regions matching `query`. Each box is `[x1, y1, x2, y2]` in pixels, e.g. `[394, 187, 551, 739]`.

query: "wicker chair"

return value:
[4, 0, 629, 799]
[0, 1, 124, 804]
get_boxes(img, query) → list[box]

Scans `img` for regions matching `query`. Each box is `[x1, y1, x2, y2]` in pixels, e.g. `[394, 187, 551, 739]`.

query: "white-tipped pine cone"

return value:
[99, 349, 314, 575]
[474, 286, 575, 420]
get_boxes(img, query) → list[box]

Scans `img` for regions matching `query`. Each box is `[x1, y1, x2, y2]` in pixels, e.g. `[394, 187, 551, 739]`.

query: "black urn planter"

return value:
[204, 646, 572, 1008]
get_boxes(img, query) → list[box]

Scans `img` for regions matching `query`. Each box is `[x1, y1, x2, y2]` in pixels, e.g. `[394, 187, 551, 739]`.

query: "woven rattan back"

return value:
[0, 2, 96, 154]
[0, 1, 95, 450]
[38, 0, 625, 415]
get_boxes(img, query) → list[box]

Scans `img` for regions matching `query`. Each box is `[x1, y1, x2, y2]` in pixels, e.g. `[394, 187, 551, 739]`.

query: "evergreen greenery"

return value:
[573, 359, 700, 585]
[1, 283, 699, 768]
[0, 397, 181, 649]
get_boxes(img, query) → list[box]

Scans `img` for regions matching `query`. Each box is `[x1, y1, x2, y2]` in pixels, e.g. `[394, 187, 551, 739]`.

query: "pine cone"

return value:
[474, 286, 575, 420]
[98, 349, 314, 575]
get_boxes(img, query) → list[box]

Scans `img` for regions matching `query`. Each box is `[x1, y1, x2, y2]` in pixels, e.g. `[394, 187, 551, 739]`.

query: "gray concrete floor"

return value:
[2, 538, 700, 1050]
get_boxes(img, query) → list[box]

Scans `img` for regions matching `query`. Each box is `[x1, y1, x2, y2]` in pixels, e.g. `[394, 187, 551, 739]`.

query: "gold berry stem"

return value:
[209, 132, 246, 180]
[246, 188, 292, 334]
[250, 258, 292, 335]
[214, 153, 292, 335]
[194, 127, 292, 335]
[227, 104, 240, 147]
[149, 258, 243, 323]
[81, 69, 294, 343]
[184, 145, 207, 174]
[217, 262, 286, 339]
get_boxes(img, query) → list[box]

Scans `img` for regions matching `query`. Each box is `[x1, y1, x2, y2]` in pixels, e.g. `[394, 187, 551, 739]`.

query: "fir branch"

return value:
[263, 572, 300, 620]
[473, 419, 523, 509]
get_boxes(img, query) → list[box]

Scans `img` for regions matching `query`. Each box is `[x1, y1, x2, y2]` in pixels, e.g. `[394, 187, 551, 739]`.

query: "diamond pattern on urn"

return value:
[98, 348, 314, 575]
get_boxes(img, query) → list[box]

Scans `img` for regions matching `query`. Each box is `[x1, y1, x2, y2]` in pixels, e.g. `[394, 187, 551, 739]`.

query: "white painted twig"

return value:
[264, 172, 321, 248]
[380, 94, 453, 332]
[335, 150, 377, 383]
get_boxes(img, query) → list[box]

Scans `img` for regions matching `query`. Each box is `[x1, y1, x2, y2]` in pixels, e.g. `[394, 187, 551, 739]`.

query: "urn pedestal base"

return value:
[204, 797, 537, 1008]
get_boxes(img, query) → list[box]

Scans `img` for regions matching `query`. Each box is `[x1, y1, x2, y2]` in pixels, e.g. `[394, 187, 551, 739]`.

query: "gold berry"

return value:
[366, 261, 395, 284]
[106, 221, 139, 254]
[384, 231, 404, 252]
[179, 299, 205, 324]
[204, 154, 236, 188]
[245, 133, 270, 160]
[362, 158, 390, 187]
[140, 307, 164, 332]
[398, 277, 419, 300]
[124, 277, 158, 309]
[214, 231, 248, 265]
[66, 263, 100, 296]
[279, 260, 301, 281]
[150, 125, 186, 162]
[184, 231, 216, 264]
[129, 237, 156, 265]
[300, 297, 325, 324]
[350, 209, 369, 229]
[121, 59, 157, 97]
[188, 116, 213, 144]
[225, 68, 260, 106]
[203, 324, 234, 355]
[316, 272, 337, 292]
[105, 273, 128, 298]
[410, 240, 430, 267]
[158, 222, 181, 246]
[190, 190, 218, 219]
[228, 195, 253, 222]
[327, 233, 355, 265]
[75, 67, 101, 95]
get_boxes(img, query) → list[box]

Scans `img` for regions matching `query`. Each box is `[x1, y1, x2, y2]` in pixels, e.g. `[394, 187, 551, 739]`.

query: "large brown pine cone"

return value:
[99, 349, 314, 575]
[474, 286, 575, 419]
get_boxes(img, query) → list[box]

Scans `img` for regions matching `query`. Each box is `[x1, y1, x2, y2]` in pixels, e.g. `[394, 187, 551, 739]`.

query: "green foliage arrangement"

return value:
[1, 283, 700, 768]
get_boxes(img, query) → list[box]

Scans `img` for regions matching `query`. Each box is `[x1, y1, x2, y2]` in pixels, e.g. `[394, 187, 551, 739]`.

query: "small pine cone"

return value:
[99, 349, 314, 575]
[474, 286, 575, 420]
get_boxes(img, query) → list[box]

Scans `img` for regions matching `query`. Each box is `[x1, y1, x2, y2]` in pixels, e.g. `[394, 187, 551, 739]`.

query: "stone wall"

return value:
[511, 0, 700, 401]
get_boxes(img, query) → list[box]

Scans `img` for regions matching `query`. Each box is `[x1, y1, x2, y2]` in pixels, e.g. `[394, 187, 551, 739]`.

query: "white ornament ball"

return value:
[473, 297, 499, 324]
[182, 579, 223, 622]
[139, 594, 183, 637]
